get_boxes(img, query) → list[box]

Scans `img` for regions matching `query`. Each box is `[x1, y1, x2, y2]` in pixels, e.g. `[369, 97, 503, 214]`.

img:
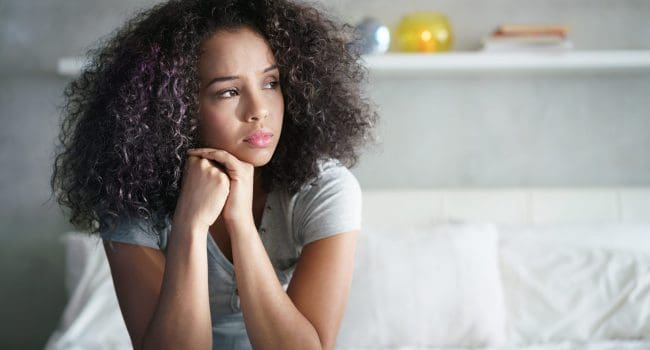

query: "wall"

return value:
[359, 72, 650, 188]
[0, 0, 648, 348]
[313, 0, 650, 188]
[1, 1, 159, 348]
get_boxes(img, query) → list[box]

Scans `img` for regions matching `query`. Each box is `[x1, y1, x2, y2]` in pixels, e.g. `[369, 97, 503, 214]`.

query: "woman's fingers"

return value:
[186, 148, 255, 228]
[187, 148, 239, 172]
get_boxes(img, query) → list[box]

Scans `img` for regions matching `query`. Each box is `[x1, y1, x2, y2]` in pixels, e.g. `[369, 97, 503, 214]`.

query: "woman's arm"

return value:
[229, 220, 358, 350]
[186, 148, 359, 349]
[103, 220, 212, 350]
[104, 155, 232, 350]
[144, 220, 213, 348]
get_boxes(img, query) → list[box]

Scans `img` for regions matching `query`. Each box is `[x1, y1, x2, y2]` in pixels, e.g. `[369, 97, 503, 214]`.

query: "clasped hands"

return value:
[175, 147, 256, 235]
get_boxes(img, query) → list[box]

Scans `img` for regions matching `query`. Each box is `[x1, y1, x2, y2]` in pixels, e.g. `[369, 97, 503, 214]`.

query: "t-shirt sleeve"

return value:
[293, 163, 363, 246]
[99, 216, 166, 250]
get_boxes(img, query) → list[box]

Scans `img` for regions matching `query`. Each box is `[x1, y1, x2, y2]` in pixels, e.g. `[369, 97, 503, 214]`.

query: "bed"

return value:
[45, 187, 650, 349]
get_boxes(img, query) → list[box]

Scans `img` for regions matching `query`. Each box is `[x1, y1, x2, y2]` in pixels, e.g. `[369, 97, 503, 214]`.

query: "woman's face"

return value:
[197, 26, 284, 167]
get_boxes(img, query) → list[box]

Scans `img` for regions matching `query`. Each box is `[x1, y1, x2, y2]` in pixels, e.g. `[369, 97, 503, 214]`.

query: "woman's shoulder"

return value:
[274, 158, 361, 210]
[99, 214, 171, 251]
[282, 158, 361, 206]
[302, 158, 360, 193]
[288, 158, 362, 246]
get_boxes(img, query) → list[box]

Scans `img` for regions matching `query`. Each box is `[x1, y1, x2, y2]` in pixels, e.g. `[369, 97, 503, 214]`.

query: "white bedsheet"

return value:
[47, 223, 650, 350]
[338, 341, 650, 350]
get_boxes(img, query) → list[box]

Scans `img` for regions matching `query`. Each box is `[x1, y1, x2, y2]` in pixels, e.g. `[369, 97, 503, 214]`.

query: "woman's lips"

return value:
[244, 130, 273, 148]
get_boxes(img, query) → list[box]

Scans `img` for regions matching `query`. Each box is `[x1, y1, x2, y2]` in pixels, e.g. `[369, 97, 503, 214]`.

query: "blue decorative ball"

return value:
[354, 17, 390, 55]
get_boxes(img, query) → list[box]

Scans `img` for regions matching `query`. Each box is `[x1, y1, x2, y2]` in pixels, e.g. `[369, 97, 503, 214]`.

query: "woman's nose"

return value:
[245, 92, 269, 122]
[247, 112, 267, 121]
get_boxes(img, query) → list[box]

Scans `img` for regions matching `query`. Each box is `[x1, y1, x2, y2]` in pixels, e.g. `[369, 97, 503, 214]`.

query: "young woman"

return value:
[51, 0, 376, 349]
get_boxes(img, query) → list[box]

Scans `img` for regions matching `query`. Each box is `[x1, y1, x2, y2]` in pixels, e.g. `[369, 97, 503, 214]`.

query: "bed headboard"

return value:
[361, 187, 650, 226]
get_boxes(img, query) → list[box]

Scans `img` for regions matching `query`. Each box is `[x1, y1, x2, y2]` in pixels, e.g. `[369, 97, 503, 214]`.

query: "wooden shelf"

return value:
[58, 50, 650, 77]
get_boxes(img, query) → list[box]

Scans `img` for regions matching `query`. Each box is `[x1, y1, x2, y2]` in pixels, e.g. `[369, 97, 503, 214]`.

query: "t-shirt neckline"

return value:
[206, 190, 273, 274]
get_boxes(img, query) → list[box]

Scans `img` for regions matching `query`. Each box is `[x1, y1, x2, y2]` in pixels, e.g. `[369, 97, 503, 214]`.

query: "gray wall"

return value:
[1, 0, 649, 348]
[317, 0, 650, 188]
[359, 72, 650, 188]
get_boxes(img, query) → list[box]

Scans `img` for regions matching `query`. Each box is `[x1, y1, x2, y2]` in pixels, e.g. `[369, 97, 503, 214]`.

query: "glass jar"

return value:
[394, 12, 453, 52]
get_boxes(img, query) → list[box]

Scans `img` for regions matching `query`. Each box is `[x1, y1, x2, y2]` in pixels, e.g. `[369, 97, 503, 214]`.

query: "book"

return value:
[481, 23, 572, 52]
[494, 24, 569, 38]
[481, 36, 573, 51]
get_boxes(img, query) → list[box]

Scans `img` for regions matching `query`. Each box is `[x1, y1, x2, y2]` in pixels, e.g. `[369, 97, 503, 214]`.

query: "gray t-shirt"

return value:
[100, 159, 362, 349]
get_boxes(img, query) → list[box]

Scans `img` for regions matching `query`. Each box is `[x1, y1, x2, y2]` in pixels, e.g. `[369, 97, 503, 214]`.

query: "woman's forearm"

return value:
[141, 220, 212, 350]
[230, 222, 322, 350]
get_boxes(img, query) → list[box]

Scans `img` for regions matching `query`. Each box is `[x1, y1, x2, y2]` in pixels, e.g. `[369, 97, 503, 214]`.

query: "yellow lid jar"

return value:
[394, 12, 453, 52]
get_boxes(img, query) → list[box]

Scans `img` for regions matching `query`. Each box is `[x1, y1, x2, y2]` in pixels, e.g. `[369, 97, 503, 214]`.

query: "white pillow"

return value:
[337, 222, 507, 348]
[498, 223, 650, 345]
[45, 232, 132, 350]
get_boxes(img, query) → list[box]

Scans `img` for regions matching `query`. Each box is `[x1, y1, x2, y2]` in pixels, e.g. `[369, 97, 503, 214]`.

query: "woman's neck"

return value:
[253, 167, 267, 206]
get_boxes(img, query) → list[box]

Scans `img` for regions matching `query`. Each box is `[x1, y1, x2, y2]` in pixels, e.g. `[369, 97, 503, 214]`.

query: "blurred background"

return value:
[1, 0, 649, 348]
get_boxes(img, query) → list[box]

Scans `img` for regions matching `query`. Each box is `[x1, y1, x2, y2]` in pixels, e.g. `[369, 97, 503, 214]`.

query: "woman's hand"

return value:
[173, 154, 231, 232]
[186, 148, 255, 233]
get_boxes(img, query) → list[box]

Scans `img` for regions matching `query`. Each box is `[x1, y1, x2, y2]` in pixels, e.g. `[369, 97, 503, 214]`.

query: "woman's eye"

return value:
[213, 81, 278, 99]
[216, 89, 238, 98]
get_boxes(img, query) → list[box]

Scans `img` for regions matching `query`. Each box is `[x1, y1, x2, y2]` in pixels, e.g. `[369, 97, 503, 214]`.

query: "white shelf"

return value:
[58, 50, 650, 77]
[361, 50, 650, 75]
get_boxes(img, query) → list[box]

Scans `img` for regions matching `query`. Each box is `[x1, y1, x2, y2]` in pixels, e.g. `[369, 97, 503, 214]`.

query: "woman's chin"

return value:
[237, 149, 275, 167]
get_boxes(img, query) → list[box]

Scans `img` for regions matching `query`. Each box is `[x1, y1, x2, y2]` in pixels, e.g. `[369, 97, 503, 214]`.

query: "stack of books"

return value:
[480, 24, 573, 52]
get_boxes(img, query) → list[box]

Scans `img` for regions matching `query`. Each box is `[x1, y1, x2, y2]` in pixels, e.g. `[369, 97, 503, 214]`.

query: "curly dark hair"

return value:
[50, 0, 377, 235]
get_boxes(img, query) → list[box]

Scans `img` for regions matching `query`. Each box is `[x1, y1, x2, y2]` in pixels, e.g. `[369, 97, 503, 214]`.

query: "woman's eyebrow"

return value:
[205, 64, 279, 87]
